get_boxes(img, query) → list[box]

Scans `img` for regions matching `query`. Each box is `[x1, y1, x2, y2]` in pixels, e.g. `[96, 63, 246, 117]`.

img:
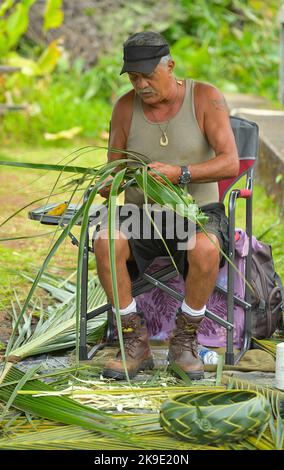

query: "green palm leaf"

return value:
[0, 380, 280, 450]
[4, 201, 88, 361]
[4, 271, 106, 360]
[0, 161, 96, 174]
[108, 168, 129, 380]
[0, 366, 133, 442]
[251, 337, 284, 358]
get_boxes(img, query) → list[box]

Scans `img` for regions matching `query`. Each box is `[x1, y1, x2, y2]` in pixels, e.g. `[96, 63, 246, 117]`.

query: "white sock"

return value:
[112, 298, 137, 315]
[181, 300, 206, 317]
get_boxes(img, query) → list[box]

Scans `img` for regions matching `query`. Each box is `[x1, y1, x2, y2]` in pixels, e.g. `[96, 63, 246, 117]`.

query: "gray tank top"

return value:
[125, 79, 219, 208]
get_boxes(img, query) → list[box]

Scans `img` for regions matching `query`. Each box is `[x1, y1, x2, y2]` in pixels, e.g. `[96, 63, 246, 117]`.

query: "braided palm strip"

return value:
[160, 390, 271, 444]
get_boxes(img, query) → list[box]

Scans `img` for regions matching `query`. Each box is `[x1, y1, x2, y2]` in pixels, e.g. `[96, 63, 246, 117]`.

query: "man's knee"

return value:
[188, 233, 220, 273]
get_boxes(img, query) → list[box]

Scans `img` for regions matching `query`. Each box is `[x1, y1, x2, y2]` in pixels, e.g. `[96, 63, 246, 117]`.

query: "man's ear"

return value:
[168, 59, 175, 74]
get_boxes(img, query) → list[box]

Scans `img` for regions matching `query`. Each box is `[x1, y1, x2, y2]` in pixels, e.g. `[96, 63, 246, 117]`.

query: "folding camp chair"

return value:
[29, 115, 259, 365]
[77, 115, 259, 364]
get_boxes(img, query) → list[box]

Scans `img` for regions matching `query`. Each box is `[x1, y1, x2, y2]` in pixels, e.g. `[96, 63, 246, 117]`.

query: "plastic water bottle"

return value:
[197, 346, 219, 365]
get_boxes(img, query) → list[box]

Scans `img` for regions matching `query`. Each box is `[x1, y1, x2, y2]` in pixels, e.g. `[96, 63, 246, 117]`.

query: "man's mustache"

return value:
[137, 88, 156, 95]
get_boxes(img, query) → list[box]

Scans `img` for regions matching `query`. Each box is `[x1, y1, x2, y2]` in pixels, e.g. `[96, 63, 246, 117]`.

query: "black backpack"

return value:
[251, 240, 284, 338]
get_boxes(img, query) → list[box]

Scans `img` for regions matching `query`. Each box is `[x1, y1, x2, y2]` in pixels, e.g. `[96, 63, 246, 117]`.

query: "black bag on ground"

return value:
[251, 241, 284, 338]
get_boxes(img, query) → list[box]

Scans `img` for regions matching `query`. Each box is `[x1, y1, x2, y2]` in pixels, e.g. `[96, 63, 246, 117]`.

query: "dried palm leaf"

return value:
[0, 366, 136, 443]
[252, 336, 284, 358]
[4, 272, 107, 362]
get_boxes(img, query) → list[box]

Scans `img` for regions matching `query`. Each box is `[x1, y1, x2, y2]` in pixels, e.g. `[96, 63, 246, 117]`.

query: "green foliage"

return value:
[0, 0, 63, 56]
[79, 54, 131, 103]
[0, 0, 36, 55]
[43, 0, 64, 32]
[0, 1, 15, 18]
[0, 367, 129, 441]
[1, 69, 113, 145]
[1, 51, 128, 144]
[0, 0, 65, 144]
[0, 0, 282, 144]
[4, 269, 106, 359]
[166, 0, 280, 100]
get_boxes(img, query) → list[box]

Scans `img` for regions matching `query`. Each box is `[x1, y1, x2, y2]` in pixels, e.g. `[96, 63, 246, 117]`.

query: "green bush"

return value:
[1, 72, 113, 145]
[1, 0, 281, 145]
[166, 0, 280, 100]
[1, 52, 130, 145]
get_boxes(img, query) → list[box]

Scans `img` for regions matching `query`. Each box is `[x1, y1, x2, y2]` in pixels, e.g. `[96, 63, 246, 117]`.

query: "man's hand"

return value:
[98, 175, 113, 199]
[98, 174, 126, 199]
[148, 162, 180, 184]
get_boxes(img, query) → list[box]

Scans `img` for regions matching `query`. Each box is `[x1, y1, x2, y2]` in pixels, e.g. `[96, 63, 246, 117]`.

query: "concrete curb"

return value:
[226, 93, 284, 214]
[258, 135, 284, 214]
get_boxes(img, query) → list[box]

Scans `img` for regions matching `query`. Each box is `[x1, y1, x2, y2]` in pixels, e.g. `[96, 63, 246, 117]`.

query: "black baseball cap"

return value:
[120, 31, 170, 75]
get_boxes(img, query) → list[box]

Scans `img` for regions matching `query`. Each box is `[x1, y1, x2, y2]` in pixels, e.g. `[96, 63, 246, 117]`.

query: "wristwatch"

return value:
[178, 165, 192, 185]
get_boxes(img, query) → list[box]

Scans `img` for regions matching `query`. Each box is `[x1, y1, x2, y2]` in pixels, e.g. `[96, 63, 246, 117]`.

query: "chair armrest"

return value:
[237, 189, 252, 199]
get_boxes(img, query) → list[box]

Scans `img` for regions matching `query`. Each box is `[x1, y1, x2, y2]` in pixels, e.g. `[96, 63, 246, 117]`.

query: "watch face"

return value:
[179, 166, 191, 184]
[180, 174, 191, 184]
[179, 170, 191, 184]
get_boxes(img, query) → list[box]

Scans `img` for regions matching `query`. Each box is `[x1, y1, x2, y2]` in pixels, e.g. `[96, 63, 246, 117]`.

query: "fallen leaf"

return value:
[44, 126, 83, 141]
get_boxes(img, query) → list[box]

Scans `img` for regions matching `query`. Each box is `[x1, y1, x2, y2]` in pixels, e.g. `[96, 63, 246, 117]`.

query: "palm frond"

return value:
[0, 376, 282, 450]
[222, 373, 284, 418]
[4, 271, 107, 361]
[252, 336, 284, 358]
[108, 168, 130, 380]
[0, 366, 133, 442]
[0, 420, 219, 450]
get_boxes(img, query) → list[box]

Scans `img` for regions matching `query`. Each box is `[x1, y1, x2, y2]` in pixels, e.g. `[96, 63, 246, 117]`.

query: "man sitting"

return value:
[94, 31, 239, 380]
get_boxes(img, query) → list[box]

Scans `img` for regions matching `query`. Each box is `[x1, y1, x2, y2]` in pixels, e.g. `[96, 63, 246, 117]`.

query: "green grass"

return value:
[0, 144, 106, 314]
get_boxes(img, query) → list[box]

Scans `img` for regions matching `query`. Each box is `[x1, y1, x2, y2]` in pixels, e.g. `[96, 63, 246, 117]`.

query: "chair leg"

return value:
[87, 308, 115, 360]
[106, 309, 115, 343]
[226, 177, 254, 365]
[234, 190, 253, 364]
[226, 192, 237, 365]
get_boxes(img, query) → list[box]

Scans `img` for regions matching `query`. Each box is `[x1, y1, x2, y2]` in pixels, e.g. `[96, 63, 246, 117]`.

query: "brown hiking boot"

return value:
[168, 309, 204, 380]
[102, 310, 154, 380]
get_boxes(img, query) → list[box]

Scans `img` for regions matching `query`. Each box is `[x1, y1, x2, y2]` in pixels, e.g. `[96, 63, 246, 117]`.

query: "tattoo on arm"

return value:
[210, 98, 228, 112]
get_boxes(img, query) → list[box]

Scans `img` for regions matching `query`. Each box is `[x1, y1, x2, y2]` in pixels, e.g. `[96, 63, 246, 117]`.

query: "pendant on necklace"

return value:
[160, 132, 168, 147]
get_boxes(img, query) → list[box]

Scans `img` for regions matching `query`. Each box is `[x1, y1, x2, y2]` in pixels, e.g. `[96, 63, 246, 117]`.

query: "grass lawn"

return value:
[0, 143, 283, 344]
[0, 142, 108, 342]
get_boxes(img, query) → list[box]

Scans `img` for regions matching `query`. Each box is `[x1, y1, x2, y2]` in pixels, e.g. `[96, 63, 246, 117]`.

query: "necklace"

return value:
[149, 79, 182, 147]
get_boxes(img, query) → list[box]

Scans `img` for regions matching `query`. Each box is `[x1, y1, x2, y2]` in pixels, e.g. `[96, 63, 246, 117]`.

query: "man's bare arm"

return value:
[188, 83, 239, 183]
[98, 92, 133, 197]
[107, 91, 134, 164]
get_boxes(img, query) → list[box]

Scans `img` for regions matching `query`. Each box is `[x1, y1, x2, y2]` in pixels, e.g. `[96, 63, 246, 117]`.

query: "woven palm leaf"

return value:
[160, 390, 271, 444]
